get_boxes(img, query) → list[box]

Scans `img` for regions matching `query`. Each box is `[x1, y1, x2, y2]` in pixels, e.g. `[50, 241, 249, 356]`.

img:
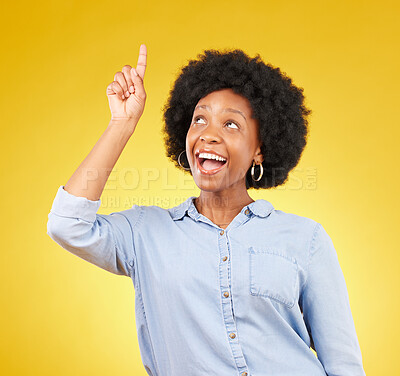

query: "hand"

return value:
[106, 44, 147, 124]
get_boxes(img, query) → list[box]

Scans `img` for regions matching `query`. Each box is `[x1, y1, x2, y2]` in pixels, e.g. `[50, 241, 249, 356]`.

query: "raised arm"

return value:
[64, 44, 147, 200]
[47, 44, 147, 277]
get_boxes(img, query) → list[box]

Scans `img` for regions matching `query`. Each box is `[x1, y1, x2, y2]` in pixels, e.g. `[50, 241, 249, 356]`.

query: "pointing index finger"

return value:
[136, 44, 147, 80]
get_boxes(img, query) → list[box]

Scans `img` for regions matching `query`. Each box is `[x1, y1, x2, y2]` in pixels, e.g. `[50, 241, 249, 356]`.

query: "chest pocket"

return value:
[249, 247, 298, 309]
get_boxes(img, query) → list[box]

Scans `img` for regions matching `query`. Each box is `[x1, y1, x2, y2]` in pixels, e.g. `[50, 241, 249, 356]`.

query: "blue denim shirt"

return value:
[47, 186, 365, 376]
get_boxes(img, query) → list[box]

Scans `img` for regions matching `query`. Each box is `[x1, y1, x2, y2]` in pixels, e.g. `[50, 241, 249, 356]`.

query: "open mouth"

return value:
[196, 153, 228, 175]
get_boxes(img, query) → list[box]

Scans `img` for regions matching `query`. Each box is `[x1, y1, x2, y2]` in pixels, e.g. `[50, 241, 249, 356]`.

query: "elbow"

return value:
[47, 213, 68, 245]
[46, 212, 93, 246]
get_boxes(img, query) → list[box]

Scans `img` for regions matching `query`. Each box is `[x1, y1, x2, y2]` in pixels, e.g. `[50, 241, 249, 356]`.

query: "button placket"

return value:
[218, 229, 250, 375]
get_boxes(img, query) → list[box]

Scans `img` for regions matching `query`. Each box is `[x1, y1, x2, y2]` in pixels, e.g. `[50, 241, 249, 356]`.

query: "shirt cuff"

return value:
[49, 185, 101, 223]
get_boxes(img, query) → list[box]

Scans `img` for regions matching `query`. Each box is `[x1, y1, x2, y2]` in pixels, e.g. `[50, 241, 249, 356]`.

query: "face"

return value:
[185, 88, 263, 193]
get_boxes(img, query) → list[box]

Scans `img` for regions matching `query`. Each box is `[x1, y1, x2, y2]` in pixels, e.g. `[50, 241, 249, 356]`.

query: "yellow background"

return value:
[1, 0, 398, 374]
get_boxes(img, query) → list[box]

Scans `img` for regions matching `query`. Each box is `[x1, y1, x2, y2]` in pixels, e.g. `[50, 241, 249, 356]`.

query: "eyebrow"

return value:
[194, 105, 247, 122]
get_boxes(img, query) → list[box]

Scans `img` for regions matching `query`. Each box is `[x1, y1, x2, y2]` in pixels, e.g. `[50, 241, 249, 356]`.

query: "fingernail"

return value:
[129, 85, 134, 92]
[125, 91, 130, 97]
[132, 68, 138, 76]
[122, 94, 125, 99]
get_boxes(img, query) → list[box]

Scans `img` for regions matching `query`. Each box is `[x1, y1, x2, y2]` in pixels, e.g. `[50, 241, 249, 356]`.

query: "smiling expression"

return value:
[185, 88, 263, 192]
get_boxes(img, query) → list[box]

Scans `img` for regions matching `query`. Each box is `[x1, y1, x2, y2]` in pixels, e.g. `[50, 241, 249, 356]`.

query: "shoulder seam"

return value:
[132, 205, 145, 228]
[301, 222, 321, 291]
[309, 222, 321, 256]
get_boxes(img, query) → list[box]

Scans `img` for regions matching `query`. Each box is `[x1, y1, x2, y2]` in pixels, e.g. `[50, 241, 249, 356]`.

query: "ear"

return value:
[253, 143, 264, 164]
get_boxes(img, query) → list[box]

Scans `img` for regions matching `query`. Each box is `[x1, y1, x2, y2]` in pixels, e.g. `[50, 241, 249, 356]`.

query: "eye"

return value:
[226, 121, 239, 129]
[194, 116, 206, 124]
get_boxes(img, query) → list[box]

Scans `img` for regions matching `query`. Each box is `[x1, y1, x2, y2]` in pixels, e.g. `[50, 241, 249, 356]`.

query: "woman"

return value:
[47, 44, 366, 375]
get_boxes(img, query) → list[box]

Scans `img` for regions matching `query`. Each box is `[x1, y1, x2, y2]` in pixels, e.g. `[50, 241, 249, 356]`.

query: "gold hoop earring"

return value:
[251, 161, 263, 182]
[178, 150, 191, 171]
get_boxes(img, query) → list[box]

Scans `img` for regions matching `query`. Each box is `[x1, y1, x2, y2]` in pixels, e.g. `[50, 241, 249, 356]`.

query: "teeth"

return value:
[198, 152, 227, 162]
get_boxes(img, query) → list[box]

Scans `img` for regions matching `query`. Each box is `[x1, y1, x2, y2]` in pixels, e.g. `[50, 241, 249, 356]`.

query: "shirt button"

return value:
[222, 256, 228, 262]
[220, 230, 224, 235]
[223, 291, 229, 298]
[229, 332, 236, 339]
[245, 209, 250, 215]
[241, 372, 248, 376]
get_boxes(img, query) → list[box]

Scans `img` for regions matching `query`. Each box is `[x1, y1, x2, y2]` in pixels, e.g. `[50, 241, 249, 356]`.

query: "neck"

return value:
[194, 185, 254, 229]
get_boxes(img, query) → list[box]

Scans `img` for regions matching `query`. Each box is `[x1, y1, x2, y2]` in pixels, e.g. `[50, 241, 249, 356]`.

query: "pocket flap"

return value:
[249, 247, 298, 308]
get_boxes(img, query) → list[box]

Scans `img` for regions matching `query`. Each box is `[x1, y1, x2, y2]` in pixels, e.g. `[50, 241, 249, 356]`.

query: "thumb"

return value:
[130, 67, 146, 100]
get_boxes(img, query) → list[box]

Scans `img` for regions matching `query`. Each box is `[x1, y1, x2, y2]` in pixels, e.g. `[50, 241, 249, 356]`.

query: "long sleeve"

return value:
[47, 185, 141, 278]
[300, 223, 366, 376]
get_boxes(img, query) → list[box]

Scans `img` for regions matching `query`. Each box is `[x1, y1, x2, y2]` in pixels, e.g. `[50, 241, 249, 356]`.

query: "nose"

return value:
[199, 125, 221, 143]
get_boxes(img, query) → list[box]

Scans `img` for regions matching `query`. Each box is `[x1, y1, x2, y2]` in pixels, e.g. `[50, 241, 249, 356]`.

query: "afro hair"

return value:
[162, 48, 312, 189]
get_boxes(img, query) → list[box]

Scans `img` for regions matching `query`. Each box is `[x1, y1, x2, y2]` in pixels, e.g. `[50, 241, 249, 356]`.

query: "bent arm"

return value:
[47, 185, 141, 277]
[300, 223, 366, 376]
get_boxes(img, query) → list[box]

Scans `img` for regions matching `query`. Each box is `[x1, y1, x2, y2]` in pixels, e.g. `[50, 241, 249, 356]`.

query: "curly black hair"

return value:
[162, 48, 312, 189]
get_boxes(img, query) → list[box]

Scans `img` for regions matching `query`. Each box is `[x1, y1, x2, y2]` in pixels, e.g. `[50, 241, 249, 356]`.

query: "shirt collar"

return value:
[169, 196, 274, 221]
